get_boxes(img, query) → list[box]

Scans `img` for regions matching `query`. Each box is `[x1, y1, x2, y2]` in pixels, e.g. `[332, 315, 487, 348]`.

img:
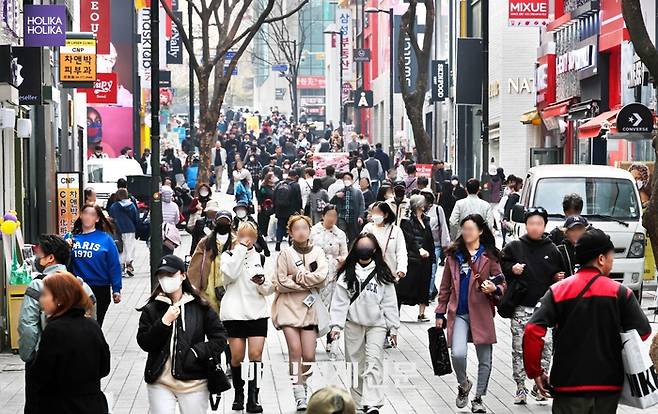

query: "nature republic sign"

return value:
[23, 5, 66, 47]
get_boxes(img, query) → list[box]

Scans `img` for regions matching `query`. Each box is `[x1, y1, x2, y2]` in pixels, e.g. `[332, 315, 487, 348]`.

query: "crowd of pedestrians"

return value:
[14, 108, 655, 414]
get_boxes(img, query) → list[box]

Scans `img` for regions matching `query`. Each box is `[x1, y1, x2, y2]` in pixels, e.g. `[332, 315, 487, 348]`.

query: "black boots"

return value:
[246, 361, 263, 413]
[231, 365, 245, 411]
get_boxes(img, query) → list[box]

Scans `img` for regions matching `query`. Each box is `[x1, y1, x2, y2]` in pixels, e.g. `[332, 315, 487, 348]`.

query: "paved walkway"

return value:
[1, 192, 657, 413]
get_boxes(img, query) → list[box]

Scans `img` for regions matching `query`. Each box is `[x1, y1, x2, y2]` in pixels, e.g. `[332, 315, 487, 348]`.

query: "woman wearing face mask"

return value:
[220, 222, 274, 412]
[310, 205, 348, 350]
[398, 195, 436, 322]
[351, 157, 370, 183]
[161, 185, 181, 255]
[30, 271, 109, 414]
[234, 173, 254, 207]
[188, 211, 233, 312]
[246, 153, 263, 198]
[272, 215, 328, 410]
[232, 201, 270, 257]
[306, 178, 330, 225]
[361, 202, 408, 281]
[436, 214, 505, 413]
[257, 171, 276, 238]
[329, 233, 399, 414]
[137, 255, 227, 414]
[71, 204, 122, 327]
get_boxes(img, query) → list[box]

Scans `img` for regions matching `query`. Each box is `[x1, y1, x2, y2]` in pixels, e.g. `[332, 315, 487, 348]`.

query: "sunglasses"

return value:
[526, 207, 547, 215]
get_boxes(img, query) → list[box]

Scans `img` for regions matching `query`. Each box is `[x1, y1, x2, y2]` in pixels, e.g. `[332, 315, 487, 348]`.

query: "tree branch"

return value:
[160, 0, 202, 79]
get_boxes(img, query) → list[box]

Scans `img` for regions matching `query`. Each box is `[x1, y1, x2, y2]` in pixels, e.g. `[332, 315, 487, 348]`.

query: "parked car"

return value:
[86, 158, 145, 207]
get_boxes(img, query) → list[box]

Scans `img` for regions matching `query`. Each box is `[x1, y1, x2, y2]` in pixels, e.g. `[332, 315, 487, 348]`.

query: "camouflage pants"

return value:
[511, 306, 552, 387]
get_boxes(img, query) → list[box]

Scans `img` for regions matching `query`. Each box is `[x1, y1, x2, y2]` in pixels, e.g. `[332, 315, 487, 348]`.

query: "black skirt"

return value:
[223, 318, 269, 338]
[396, 260, 432, 306]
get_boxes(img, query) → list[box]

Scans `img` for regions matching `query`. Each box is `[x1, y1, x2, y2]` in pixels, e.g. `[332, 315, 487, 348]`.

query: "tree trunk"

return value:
[196, 75, 215, 188]
[291, 74, 299, 122]
[404, 94, 432, 163]
[642, 137, 658, 269]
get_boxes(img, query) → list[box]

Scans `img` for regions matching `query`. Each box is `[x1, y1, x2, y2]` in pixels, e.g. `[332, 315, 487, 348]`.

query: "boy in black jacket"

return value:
[556, 215, 588, 277]
[501, 207, 565, 405]
[524, 228, 651, 413]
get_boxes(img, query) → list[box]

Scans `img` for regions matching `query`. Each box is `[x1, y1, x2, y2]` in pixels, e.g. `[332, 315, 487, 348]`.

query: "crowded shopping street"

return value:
[3, 0, 658, 413]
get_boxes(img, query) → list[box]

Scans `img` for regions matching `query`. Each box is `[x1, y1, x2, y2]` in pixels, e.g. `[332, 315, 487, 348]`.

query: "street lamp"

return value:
[324, 24, 343, 134]
[365, 6, 394, 157]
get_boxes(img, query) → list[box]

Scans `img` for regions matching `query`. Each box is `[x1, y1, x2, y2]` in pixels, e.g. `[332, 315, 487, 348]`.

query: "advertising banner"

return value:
[138, 7, 152, 83]
[80, 0, 110, 54]
[87, 106, 132, 157]
[60, 34, 97, 85]
[336, 7, 353, 81]
[508, 0, 549, 26]
[23, 5, 66, 47]
[297, 76, 326, 89]
[431, 60, 449, 102]
[312, 152, 350, 177]
[11, 47, 42, 105]
[166, 11, 183, 64]
[416, 163, 433, 178]
[82, 72, 118, 104]
[56, 172, 82, 236]
[393, 15, 428, 94]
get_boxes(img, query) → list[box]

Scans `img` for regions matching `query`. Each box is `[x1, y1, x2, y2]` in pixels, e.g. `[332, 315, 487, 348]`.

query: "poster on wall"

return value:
[11, 47, 43, 105]
[56, 172, 82, 236]
[508, 0, 549, 26]
[87, 106, 132, 158]
[80, 0, 111, 54]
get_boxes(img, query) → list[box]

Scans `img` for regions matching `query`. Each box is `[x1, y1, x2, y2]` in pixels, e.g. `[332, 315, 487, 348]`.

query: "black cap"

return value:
[575, 228, 615, 265]
[216, 210, 232, 222]
[564, 215, 588, 229]
[233, 201, 250, 212]
[156, 255, 186, 275]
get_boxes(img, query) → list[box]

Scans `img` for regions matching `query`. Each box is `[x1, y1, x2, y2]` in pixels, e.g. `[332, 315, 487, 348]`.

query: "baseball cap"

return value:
[564, 215, 588, 229]
[156, 255, 186, 276]
[575, 228, 615, 265]
[216, 210, 232, 222]
[204, 200, 220, 213]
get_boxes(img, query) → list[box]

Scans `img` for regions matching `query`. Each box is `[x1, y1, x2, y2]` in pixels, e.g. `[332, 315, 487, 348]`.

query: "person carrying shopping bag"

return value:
[435, 214, 506, 413]
[329, 233, 400, 414]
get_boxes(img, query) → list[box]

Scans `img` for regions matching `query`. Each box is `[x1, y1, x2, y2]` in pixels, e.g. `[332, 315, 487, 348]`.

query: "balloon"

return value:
[1, 220, 17, 235]
[3, 213, 17, 222]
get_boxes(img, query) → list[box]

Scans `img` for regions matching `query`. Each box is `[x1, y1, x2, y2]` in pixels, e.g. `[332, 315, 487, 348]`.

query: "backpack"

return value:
[274, 181, 292, 209]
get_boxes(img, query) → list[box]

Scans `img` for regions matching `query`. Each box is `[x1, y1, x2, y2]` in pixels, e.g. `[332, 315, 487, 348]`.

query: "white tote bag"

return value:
[620, 329, 658, 409]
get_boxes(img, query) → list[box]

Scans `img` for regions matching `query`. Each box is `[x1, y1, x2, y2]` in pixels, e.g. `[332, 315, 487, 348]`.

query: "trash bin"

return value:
[8, 283, 27, 352]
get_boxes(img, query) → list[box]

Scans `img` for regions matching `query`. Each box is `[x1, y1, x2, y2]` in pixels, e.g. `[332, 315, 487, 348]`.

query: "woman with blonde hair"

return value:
[272, 214, 328, 411]
[307, 386, 357, 414]
[220, 221, 274, 413]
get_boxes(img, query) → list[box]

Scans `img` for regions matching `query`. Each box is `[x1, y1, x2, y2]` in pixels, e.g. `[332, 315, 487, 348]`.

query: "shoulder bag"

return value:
[289, 248, 331, 336]
[468, 258, 501, 315]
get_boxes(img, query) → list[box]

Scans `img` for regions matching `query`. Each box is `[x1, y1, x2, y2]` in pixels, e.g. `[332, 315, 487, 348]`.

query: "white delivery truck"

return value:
[86, 158, 145, 207]
[510, 164, 645, 301]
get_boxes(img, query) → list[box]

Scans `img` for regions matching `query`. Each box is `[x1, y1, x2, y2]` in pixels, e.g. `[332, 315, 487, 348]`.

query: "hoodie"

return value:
[71, 230, 123, 293]
[329, 261, 400, 334]
[109, 199, 138, 233]
[501, 234, 564, 307]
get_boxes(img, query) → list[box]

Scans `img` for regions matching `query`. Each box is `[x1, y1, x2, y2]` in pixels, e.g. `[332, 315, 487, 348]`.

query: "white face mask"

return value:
[217, 233, 229, 244]
[159, 273, 183, 294]
[199, 189, 210, 197]
[451, 179, 459, 186]
[343, 180, 353, 187]
[372, 214, 385, 225]
[282, 173, 288, 179]
[236, 209, 247, 218]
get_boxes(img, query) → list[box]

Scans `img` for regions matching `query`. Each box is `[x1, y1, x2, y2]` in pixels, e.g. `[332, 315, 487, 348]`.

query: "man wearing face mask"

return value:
[273, 169, 303, 251]
[440, 176, 467, 221]
[189, 199, 219, 255]
[330, 172, 365, 245]
[231, 201, 270, 257]
[18, 234, 97, 413]
[245, 153, 263, 198]
[385, 182, 410, 226]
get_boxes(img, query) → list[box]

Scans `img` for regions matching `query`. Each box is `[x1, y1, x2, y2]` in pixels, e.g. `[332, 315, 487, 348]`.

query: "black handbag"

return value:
[207, 355, 231, 410]
[428, 327, 452, 376]
[497, 278, 528, 319]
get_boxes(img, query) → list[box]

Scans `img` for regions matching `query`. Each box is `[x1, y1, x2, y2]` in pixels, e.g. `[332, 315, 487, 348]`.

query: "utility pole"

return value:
[480, 0, 489, 183]
[149, 0, 162, 289]
[188, 0, 195, 144]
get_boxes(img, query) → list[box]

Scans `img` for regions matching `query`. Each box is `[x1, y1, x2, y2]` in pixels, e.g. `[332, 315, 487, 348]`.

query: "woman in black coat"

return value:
[30, 271, 110, 414]
[398, 194, 436, 322]
[137, 255, 227, 414]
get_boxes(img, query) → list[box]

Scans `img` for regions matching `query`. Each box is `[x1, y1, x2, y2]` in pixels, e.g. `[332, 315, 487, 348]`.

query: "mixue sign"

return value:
[508, 0, 549, 26]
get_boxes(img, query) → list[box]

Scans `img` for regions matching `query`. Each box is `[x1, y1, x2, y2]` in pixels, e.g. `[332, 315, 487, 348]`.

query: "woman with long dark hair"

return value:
[435, 214, 505, 413]
[306, 178, 330, 225]
[70, 204, 122, 327]
[137, 255, 227, 414]
[329, 233, 399, 414]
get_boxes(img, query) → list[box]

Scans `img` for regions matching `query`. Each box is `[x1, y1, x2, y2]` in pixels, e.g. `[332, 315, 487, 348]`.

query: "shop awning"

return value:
[577, 108, 620, 139]
[520, 109, 541, 125]
[541, 102, 570, 119]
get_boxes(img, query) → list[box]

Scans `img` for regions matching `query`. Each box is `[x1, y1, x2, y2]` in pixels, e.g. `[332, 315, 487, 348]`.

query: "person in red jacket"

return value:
[523, 228, 651, 414]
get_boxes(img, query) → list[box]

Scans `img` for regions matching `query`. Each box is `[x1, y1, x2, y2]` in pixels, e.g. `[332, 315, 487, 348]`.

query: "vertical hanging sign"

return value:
[166, 11, 182, 64]
[138, 7, 152, 83]
[56, 172, 82, 236]
[80, 0, 110, 54]
[336, 7, 352, 81]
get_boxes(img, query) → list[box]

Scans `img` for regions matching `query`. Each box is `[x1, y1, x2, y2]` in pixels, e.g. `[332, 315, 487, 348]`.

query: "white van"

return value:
[510, 164, 645, 300]
[86, 158, 145, 207]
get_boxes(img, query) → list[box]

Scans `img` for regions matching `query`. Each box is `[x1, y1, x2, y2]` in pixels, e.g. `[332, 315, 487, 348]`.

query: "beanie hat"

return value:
[575, 228, 614, 265]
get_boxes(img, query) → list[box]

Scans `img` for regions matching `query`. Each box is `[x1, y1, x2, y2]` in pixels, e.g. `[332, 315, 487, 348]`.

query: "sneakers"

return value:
[364, 407, 380, 414]
[125, 264, 134, 278]
[456, 380, 472, 409]
[531, 385, 548, 402]
[514, 387, 528, 405]
[293, 384, 307, 411]
[471, 397, 486, 413]
[418, 314, 430, 322]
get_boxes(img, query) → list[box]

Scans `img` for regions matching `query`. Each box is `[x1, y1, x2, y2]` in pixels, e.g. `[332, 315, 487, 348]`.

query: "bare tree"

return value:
[160, 0, 309, 185]
[250, 0, 308, 122]
[621, 0, 658, 269]
[397, 0, 434, 163]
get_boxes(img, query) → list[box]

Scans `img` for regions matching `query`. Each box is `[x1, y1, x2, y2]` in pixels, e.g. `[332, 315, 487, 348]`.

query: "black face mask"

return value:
[34, 256, 46, 273]
[355, 246, 375, 261]
[216, 223, 231, 235]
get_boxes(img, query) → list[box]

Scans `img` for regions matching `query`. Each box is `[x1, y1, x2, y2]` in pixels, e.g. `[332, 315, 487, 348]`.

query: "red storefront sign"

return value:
[80, 0, 110, 54]
[82, 72, 117, 104]
[416, 164, 433, 178]
[508, 0, 549, 26]
[535, 54, 556, 109]
[297, 76, 326, 89]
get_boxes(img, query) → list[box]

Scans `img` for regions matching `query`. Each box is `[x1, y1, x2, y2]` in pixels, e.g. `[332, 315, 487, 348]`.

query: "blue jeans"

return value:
[370, 180, 380, 198]
[451, 314, 493, 397]
[429, 245, 442, 297]
[276, 216, 288, 244]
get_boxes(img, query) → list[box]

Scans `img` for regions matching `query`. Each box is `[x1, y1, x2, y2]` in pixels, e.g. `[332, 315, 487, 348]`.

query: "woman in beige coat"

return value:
[272, 215, 328, 411]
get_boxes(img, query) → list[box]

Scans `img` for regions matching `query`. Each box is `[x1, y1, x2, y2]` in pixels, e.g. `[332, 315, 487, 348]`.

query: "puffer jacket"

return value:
[400, 215, 436, 265]
[137, 293, 227, 384]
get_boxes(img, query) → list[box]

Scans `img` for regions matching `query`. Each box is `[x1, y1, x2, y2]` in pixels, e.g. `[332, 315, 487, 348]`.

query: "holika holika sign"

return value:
[23, 5, 66, 47]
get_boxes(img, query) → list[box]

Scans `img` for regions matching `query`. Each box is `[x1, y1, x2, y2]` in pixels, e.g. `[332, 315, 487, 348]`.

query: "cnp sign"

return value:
[508, 0, 549, 26]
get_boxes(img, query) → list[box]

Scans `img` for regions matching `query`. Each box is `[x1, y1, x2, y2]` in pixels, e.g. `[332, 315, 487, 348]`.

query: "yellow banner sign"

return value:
[60, 36, 97, 82]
